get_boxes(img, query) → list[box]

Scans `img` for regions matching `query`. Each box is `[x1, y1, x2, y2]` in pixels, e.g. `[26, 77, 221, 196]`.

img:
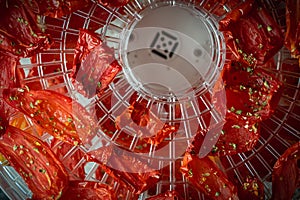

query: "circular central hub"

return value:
[120, 2, 225, 100]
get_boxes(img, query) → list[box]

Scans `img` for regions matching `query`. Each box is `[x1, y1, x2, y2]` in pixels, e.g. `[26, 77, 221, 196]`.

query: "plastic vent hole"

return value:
[194, 48, 202, 57]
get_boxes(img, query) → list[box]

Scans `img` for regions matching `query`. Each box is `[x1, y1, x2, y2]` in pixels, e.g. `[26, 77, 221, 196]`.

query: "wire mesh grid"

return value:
[0, 0, 299, 199]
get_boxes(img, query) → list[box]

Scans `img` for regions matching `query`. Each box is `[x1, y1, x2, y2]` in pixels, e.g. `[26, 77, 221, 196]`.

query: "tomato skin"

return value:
[0, 125, 69, 199]
[146, 190, 184, 200]
[50, 138, 86, 180]
[60, 181, 116, 200]
[180, 152, 239, 200]
[223, 61, 283, 122]
[86, 145, 161, 194]
[72, 29, 122, 98]
[220, 0, 284, 66]
[238, 176, 264, 200]
[0, 0, 52, 57]
[115, 100, 177, 146]
[22, 0, 90, 18]
[0, 53, 21, 90]
[197, 60, 283, 156]
[96, 92, 179, 153]
[0, 99, 16, 136]
[210, 116, 260, 156]
[271, 142, 300, 200]
[285, 0, 300, 61]
[3, 88, 97, 146]
[97, 60, 122, 96]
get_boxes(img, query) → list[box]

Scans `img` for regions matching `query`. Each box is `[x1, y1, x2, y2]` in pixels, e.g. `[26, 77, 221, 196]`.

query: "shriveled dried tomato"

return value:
[0, 53, 21, 90]
[219, 0, 284, 66]
[146, 190, 184, 200]
[50, 138, 86, 180]
[96, 92, 179, 153]
[86, 145, 161, 194]
[210, 116, 260, 156]
[238, 176, 264, 200]
[0, 0, 52, 57]
[0, 125, 69, 199]
[60, 181, 116, 200]
[23, 0, 90, 18]
[180, 152, 239, 200]
[3, 88, 97, 146]
[207, 61, 283, 156]
[222, 61, 283, 122]
[115, 99, 177, 146]
[0, 98, 16, 135]
[285, 0, 300, 61]
[72, 29, 122, 98]
[271, 142, 300, 200]
[9, 113, 46, 137]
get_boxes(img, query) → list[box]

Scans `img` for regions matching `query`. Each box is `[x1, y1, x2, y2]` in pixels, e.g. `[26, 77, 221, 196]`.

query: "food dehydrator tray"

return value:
[0, 0, 299, 199]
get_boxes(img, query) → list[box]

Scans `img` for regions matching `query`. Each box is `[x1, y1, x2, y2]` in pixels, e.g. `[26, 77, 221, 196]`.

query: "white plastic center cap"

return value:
[120, 3, 224, 99]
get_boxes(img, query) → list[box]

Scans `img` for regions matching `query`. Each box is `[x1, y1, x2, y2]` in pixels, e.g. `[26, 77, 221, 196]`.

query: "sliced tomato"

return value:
[72, 29, 122, 98]
[0, 98, 16, 135]
[0, 0, 52, 57]
[9, 113, 46, 137]
[238, 176, 264, 200]
[207, 61, 283, 156]
[0, 53, 21, 90]
[187, 117, 259, 157]
[22, 0, 90, 18]
[223, 61, 283, 122]
[180, 152, 239, 200]
[50, 138, 86, 180]
[96, 92, 179, 153]
[285, 0, 300, 61]
[86, 145, 161, 194]
[60, 181, 116, 200]
[0, 125, 69, 199]
[3, 88, 97, 146]
[271, 142, 300, 200]
[219, 0, 284, 66]
[210, 114, 260, 156]
[146, 190, 184, 200]
[115, 99, 177, 146]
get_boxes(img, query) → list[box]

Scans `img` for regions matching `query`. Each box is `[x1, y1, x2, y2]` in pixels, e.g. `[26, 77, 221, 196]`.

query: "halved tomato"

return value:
[0, 0, 52, 57]
[271, 142, 300, 200]
[23, 0, 90, 18]
[180, 152, 239, 200]
[219, 0, 284, 66]
[0, 125, 69, 199]
[60, 181, 116, 200]
[3, 88, 97, 146]
[72, 29, 122, 98]
[86, 145, 161, 194]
